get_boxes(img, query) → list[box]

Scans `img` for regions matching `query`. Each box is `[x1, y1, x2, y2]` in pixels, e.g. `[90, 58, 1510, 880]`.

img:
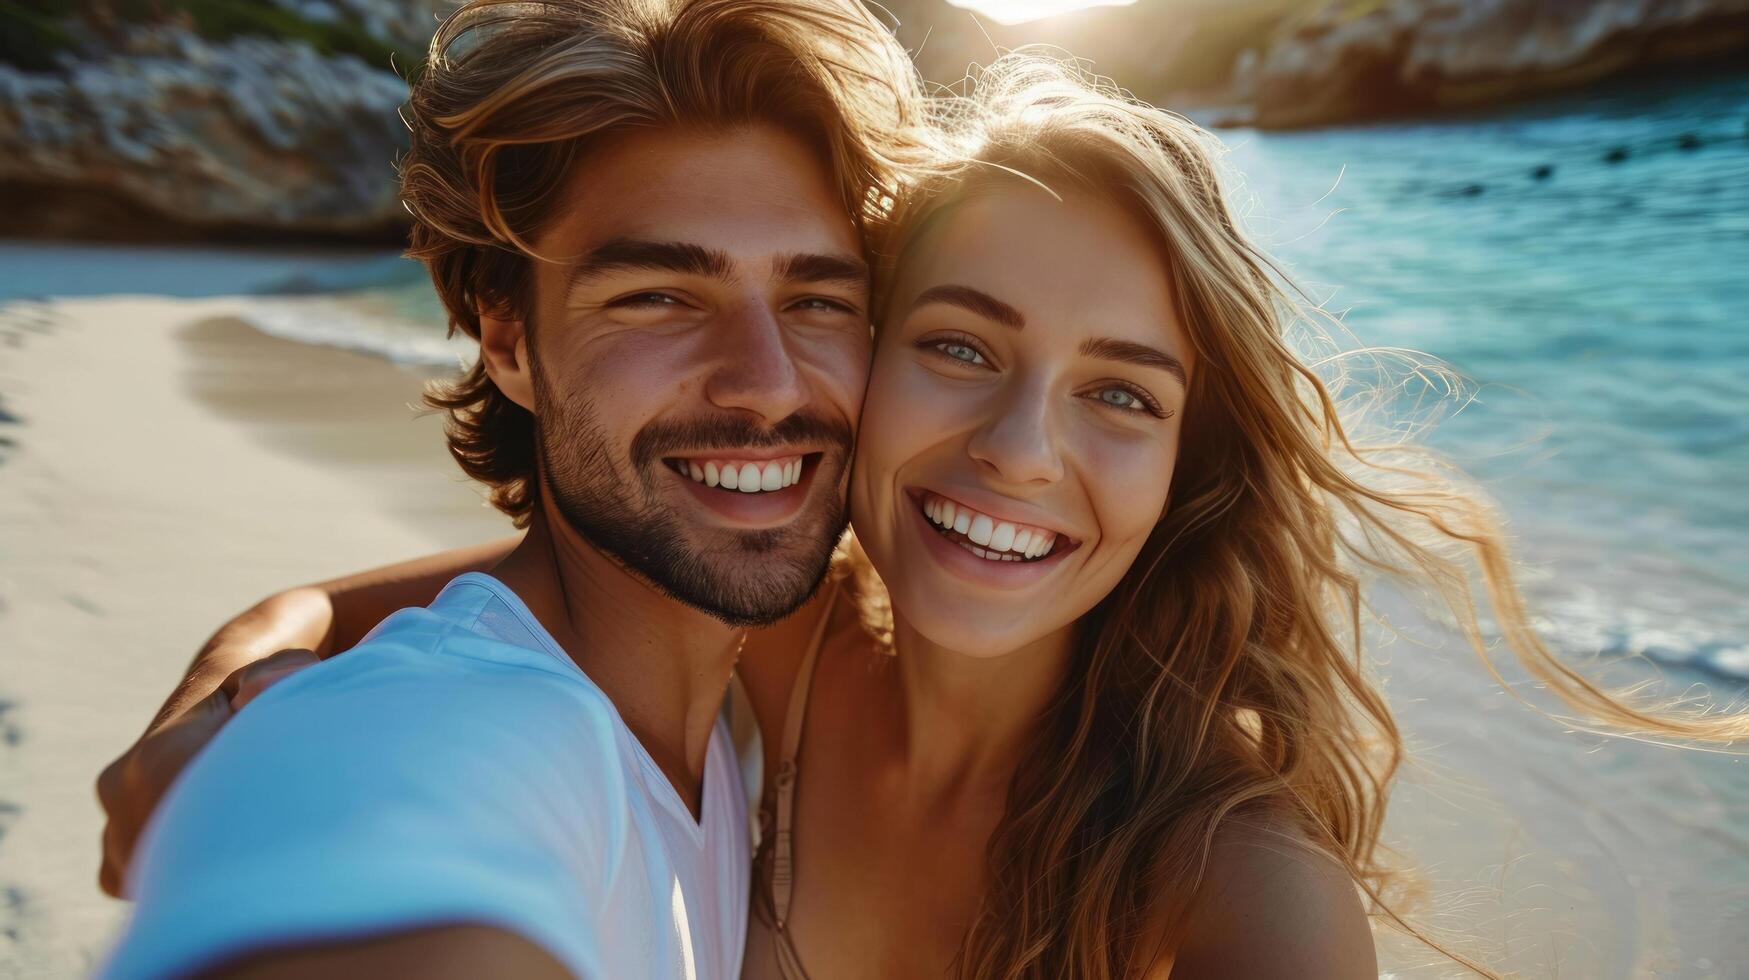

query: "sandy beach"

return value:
[0, 296, 509, 978]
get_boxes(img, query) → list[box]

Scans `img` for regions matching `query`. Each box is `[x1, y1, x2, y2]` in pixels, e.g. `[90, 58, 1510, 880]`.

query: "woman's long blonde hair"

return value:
[854, 54, 1748, 979]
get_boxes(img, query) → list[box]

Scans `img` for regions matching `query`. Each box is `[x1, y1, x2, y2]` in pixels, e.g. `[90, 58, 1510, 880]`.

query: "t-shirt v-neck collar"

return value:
[442, 572, 724, 839]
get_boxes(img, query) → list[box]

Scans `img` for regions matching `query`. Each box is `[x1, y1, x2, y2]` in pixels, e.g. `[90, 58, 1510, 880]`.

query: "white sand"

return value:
[0, 297, 508, 978]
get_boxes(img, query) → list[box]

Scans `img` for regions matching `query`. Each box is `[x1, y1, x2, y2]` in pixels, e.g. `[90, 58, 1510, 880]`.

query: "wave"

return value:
[235, 292, 472, 369]
[1537, 587, 1749, 684]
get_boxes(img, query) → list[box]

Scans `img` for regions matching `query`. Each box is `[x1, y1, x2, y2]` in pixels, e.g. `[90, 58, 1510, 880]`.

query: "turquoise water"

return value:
[1221, 71, 1749, 682]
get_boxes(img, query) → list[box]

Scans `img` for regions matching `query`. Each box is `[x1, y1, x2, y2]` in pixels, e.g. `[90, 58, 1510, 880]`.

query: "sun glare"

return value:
[946, 0, 1137, 26]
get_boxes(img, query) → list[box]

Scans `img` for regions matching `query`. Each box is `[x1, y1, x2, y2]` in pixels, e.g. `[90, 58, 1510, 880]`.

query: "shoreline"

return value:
[0, 296, 508, 978]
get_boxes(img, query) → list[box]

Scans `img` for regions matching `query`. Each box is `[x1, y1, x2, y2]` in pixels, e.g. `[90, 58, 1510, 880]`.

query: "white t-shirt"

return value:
[101, 572, 751, 980]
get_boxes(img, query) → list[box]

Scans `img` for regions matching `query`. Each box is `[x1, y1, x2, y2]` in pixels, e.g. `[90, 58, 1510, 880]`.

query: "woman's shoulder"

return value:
[1162, 813, 1376, 980]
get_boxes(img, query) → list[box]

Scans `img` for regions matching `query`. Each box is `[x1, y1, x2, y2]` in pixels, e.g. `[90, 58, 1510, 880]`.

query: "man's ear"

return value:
[479, 306, 536, 412]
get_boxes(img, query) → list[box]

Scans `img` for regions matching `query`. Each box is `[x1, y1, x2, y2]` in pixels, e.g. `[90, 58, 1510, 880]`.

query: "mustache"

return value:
[629, 411, 853, 469]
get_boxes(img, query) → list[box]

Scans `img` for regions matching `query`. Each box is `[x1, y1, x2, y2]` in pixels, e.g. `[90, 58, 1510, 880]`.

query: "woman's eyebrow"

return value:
[1080, 337, 1188, 386]
[909, 284, 1026, 329]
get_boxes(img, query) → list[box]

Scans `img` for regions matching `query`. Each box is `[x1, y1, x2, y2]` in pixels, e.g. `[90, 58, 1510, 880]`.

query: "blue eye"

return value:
[937, 342, 985, 365]
[1099, 387, 1140, 409]
[1087, 383, 1168, 418]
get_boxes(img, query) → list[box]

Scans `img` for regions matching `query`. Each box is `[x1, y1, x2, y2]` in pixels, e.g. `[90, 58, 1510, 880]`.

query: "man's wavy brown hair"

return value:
[399, 0, 927, 524]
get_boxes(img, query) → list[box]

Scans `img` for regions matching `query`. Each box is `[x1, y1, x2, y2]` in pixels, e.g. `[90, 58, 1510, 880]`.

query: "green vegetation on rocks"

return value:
[0, 0, 422, 74]
[0, 1, 80, 71]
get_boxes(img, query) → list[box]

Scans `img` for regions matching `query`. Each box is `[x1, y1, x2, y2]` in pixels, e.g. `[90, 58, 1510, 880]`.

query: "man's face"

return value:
[513, 125, 870, 626]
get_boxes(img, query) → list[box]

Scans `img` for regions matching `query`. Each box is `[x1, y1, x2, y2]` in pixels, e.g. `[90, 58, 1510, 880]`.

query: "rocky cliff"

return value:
[0, 0, 444, 241]
[1, 27, 411, 240]
[1230, 0, 1749, 127]
[2, 0, 1745, 242]
[876, 0, 1749, 126]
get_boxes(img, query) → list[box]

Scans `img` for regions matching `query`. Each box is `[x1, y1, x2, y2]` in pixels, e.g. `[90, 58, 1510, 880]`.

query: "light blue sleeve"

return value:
[99, 620, 630, 980]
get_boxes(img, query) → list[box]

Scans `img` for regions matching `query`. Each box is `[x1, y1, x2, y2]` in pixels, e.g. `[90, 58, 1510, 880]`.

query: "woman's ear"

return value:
[479, 305, 536, 413]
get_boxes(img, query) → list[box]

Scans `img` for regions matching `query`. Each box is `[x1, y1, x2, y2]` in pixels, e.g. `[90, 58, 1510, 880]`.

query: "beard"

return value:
[530, 360, 851, 628]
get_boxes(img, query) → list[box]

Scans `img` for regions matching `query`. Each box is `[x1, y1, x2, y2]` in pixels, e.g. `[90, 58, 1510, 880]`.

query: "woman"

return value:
[100, 56, 1743, 978]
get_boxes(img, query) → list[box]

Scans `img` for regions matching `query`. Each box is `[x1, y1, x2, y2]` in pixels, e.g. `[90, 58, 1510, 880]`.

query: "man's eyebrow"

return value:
[567, 238, 733, 285]
[776, 252, 870, 288]
[909, 284, 1026, 329]
[1080, 337, 1189, 386]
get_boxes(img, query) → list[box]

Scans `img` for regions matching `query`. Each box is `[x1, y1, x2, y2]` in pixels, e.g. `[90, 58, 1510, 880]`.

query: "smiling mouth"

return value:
[666, 453, 819, 493]
[915, 491, 1074, 563]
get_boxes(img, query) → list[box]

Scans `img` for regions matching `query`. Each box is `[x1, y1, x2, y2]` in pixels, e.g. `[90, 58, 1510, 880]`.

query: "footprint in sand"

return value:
[0, 699, 17, 749]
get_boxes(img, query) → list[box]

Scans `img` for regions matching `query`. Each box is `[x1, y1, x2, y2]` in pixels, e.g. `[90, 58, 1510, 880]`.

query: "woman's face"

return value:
[851, 181, 1195, 656]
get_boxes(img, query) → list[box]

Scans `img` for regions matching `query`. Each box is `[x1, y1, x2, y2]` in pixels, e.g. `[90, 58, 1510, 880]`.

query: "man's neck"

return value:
[490, 505, 743, 817]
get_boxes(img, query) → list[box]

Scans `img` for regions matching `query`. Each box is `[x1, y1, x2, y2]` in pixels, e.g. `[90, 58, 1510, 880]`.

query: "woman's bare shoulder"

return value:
[1162, 815, 1376, 980]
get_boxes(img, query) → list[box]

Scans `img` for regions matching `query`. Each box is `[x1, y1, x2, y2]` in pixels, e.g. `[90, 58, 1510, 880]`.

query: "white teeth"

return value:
[679, 456, 803, 493]
[919, 492, 1066, 562]
[990, 521, 1016, 552]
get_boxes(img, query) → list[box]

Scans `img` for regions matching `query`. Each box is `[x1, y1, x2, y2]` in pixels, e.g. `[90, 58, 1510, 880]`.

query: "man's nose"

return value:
[701, 301, 809, 425]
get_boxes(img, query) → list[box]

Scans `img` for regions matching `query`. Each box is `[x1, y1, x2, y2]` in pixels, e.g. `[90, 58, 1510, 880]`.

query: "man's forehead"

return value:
[543, 125, 866, 262]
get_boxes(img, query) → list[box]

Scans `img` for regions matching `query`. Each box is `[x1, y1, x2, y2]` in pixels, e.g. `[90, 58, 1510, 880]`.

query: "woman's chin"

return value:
[890, 587, 1071, 661]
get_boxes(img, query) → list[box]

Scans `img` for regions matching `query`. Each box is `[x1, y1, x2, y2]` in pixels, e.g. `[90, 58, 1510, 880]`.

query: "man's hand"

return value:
[96, 648, 321, 897]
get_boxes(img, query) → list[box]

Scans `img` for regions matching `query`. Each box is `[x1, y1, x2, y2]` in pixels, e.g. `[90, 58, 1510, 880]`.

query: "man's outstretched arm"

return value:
[197, 925, 572, 980]
[96, 534, 523, 896]
[100, 614, 619, 980]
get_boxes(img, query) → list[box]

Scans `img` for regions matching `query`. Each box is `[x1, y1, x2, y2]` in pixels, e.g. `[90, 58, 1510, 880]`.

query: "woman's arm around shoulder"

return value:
[1157, 818, 1377, 980]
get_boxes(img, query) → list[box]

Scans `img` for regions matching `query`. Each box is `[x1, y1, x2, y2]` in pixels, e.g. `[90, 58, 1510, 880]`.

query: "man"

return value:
[96, 0, 923, 976]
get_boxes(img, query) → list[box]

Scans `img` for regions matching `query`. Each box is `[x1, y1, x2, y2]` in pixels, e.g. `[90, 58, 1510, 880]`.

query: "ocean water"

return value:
[1219, 70, 1749, 688]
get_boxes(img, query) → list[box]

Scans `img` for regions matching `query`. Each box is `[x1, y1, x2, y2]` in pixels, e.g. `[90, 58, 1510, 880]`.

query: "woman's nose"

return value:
[965, 381, 1064, 487]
